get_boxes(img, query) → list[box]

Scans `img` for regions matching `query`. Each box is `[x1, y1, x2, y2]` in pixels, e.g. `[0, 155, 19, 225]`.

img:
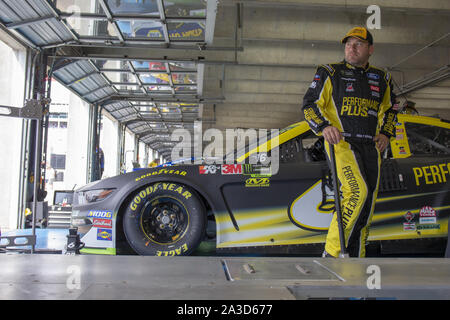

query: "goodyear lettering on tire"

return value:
[135, 169, 187, 182]
[156, 243, 189, 256]
[130, 183, 192, 211]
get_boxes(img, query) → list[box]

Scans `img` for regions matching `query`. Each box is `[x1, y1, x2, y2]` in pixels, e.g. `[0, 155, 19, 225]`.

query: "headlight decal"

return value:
[77, 189, 116, 205]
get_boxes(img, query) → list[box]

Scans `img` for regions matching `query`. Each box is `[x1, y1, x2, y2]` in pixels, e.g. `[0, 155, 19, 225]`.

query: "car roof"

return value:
[398, 114, 450, 129]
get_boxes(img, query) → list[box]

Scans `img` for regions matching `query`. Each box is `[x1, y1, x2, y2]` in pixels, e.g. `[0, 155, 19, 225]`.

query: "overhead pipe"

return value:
[388, 33, 450, 70]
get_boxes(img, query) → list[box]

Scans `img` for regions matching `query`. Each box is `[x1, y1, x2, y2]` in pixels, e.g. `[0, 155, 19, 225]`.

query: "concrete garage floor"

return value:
[0, 254, 449, 300]
[1, 229, 449, 300]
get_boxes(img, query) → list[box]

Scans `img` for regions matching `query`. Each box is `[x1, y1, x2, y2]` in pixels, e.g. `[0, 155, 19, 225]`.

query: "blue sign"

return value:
[97, 229, 112, 241]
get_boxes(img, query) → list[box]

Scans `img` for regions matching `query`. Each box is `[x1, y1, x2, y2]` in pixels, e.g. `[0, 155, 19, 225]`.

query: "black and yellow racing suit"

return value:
[302, 60, 397, 257]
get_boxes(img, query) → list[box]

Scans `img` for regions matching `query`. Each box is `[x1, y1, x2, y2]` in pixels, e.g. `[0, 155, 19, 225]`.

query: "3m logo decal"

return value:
[221, 164, 242, 175]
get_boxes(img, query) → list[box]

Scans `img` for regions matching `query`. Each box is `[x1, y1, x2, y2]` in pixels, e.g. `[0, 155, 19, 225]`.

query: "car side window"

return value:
[278, 131, 327, 163]
[405, 122, 450, 155]
[279, 136, 303, 163]
[302, 136, 327, 162]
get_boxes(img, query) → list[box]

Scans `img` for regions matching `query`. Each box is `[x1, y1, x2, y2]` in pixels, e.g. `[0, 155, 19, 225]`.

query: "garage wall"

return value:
[201, 1, 450, 135]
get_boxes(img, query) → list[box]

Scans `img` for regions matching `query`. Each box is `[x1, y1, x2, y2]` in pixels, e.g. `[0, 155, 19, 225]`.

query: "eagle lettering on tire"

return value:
[123, 182, 206, 256]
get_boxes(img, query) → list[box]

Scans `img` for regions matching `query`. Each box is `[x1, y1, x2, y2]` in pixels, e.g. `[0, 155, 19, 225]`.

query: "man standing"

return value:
[302, 26, 397, 258]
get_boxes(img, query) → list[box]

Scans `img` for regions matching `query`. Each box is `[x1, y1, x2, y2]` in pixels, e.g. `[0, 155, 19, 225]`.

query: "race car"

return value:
[71, 113, 450, 256]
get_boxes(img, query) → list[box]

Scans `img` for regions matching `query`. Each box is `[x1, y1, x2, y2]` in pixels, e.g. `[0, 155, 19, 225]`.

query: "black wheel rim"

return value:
[140, 196, 189, 244]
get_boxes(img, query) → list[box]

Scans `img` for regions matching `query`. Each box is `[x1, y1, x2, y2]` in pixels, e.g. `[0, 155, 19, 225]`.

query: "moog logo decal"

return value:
[87, 210, 112, 219]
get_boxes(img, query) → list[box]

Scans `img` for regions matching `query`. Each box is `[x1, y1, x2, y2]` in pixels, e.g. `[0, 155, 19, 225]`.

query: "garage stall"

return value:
[0, 0, 449, 301]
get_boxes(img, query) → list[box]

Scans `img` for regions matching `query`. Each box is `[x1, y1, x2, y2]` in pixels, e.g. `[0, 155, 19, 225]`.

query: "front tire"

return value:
[123, 182, 206, 256]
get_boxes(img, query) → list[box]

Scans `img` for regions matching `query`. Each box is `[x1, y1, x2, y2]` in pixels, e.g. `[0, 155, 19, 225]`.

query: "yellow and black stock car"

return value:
[72, 114, 450, 257]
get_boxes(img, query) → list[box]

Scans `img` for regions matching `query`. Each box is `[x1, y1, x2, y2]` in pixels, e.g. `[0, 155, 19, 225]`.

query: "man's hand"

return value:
[374, 134, 389, 152]
[322, 126, 343, 145]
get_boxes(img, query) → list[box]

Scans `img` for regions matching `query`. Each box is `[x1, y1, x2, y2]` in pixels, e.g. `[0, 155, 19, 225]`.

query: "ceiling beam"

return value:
[220, 0, 450, 13]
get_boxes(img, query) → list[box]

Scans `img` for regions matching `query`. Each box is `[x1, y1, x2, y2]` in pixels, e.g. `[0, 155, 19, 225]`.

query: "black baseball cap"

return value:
[341, 26, 373, 45]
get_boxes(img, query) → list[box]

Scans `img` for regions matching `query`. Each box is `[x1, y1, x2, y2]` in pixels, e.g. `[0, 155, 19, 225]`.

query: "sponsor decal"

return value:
[399, 146, 407, 155]
[417, 224, 440, 230]
[243, 164, 272, 177]
[304, 107, 324, 128]
[341, 97, 378, 118]
[396, 134, 404, 140]
[396, 128, 404, 133]
[309, 81, 317, 89]
[221, 164, 242, 175]
[403, 222, 416, 231]
[370, 85, 380, 92]
[245, 177, 270, 187]
[368, 80, 379, 86]
[371, 91, 380, 98]
[199, 165, 220, 174]
[135, 169, 187, 182]
[367, 73, 380, 80]
[341, 70, 354, 76]
[419, 206, 436, 217]
[97, 228, 112, 241]
[368, 110, 378, 117]
[314, 74, 320, 81]
[412, 162, 450, 186]
[420, 217, 437, 224]
[354, 134, 374, 139]
[419, 206, 437, 224]
[404, 211, 414, 222]
[93, 218, 112, 228]
[87, 210, 112, 219]
[346, 83, 354, 92]
[403, 211, 416, 231]
[341, 77, 356, 81]
[322, 64, 335, 75]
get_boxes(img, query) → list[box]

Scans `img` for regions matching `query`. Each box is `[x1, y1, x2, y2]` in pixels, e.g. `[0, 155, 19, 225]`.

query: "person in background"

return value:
[149, 159, 160, 168]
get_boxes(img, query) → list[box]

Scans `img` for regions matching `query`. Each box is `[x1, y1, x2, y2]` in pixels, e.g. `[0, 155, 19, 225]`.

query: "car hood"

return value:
[75, 164, 198, 192]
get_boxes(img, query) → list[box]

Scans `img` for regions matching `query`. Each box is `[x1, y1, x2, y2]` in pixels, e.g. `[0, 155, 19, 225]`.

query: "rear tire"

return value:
[123, 182, 206, 256]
